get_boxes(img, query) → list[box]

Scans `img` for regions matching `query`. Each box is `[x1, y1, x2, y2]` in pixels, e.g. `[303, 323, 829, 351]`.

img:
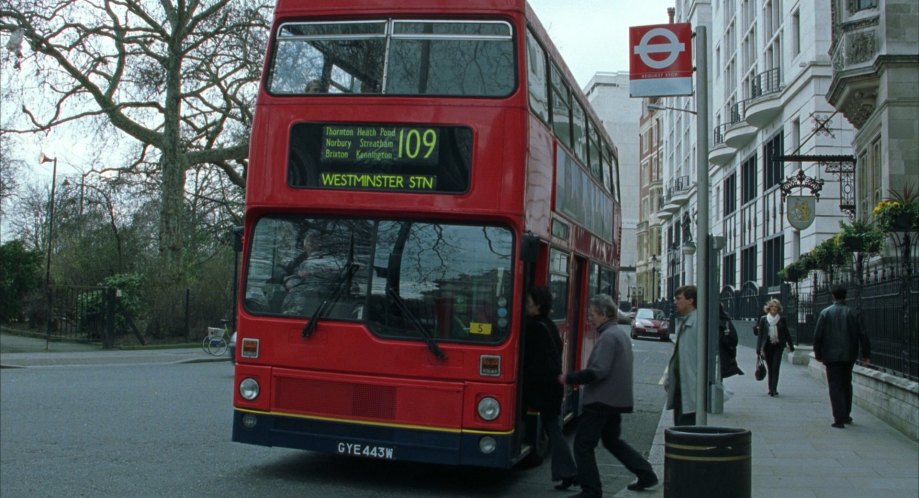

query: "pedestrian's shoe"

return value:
[845, 416, 853, 424]
[554, 477, 579, 490]
[627, 474, 659, 491]
[831, 422, 845, 428]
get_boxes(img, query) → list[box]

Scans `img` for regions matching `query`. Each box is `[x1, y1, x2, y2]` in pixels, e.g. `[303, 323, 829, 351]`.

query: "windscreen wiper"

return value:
[386, 286, 447, 361]
[302, 263, 360, 338]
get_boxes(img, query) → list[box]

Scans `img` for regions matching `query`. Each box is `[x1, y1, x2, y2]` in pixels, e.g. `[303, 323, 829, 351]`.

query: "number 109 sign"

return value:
[629, 23, 693, 97]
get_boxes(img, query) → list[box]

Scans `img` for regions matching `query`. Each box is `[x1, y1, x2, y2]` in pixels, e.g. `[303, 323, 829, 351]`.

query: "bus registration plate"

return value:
[336, 441, 394, 460]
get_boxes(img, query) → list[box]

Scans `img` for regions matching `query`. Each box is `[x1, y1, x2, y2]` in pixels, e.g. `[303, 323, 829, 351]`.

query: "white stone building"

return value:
[654, 0, 860, 303]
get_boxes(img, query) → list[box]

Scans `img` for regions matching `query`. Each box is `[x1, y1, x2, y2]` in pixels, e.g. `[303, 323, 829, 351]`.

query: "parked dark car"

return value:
[630, 308, 669, 341]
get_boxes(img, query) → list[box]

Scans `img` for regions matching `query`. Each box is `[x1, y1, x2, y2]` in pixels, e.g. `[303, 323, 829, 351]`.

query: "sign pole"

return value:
[694, 26, 709, 426]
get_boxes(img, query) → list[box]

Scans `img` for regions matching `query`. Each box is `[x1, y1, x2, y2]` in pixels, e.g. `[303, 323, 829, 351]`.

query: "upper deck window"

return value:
[268, 20, 514, 97]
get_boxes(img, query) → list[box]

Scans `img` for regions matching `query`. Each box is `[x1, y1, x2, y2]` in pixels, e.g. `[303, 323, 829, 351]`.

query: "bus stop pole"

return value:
[694, 25, 709, 426]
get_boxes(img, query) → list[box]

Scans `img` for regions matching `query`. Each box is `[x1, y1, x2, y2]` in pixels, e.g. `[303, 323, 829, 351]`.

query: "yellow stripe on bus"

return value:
[235, 408, 514, 436]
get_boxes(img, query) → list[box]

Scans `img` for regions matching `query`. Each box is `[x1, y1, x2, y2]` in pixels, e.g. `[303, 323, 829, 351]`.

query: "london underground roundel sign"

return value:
[629, 23, 693, 97]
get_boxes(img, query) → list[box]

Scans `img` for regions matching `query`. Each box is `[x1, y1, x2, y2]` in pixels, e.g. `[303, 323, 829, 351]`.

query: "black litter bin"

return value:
[664, 426, 751, 498]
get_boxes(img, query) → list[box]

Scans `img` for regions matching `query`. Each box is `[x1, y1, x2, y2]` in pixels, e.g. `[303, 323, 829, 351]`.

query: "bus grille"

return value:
[273, 375, 463, 427]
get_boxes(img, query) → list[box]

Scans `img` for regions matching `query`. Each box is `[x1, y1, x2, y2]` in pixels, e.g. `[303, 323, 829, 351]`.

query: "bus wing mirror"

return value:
[519, 233, 539, 263]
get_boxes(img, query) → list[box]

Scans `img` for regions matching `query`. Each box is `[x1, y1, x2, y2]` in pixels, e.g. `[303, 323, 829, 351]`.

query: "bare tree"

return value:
[0, 0, 271, 287]
[0, 131, 24, 235]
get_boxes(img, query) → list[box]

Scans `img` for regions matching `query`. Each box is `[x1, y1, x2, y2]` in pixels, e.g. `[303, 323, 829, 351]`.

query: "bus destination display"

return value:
[321, 125, 440, 166]
[289, 123, 472, 194]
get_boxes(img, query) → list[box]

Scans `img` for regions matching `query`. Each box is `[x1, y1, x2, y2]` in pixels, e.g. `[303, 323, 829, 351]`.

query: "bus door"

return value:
[562, 256, 585, 420]
[515, 235, 542, 463]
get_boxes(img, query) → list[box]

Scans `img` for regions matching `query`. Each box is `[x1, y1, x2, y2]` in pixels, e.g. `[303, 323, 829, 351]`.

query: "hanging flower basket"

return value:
[873, 186, 919, 233]
[891, 213, 916, 231]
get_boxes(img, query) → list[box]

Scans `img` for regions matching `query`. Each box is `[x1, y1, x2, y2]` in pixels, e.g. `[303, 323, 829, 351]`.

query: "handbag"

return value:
[755, 355, 766, 381]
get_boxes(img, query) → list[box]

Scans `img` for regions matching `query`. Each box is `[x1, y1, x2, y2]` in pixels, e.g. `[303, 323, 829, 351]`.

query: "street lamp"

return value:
[39, 153, 58, 349]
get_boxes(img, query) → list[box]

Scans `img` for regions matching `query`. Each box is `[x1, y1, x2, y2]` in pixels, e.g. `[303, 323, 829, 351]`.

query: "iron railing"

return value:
[750, 68, 782, 99]
[718, 274, 919, 381]
[713, 124, 730, 147]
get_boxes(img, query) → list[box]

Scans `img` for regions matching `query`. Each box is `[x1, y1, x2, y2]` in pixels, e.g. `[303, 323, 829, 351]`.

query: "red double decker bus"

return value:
[233, 0, 623, 468]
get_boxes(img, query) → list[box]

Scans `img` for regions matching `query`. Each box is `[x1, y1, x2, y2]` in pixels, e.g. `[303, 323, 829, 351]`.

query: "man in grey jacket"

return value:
[559, 294, 658, 497]
[665, 285, 698, 426]
[813, 284, 871, 428]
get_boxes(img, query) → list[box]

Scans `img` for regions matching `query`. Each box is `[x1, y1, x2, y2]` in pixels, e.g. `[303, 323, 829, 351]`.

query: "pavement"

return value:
[620, 343, 919, 498]
[2, 332, 917, 497]
[0, 332, 228, 368]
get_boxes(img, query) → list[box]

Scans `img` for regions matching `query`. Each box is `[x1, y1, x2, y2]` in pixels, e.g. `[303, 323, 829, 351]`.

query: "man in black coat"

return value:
[523, 287, 577, 489]
[813, 284, 871, 428]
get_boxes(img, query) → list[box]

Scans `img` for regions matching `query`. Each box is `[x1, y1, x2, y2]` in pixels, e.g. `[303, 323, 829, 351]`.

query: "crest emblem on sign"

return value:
[787, 196, 816, 230]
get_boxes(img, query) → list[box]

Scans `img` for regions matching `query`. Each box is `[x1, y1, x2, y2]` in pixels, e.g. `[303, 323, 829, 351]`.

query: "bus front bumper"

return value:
[232, 409, 520, 468]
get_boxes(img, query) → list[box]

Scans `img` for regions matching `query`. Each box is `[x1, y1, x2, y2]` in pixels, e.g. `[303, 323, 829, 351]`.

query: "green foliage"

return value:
[838, 219, 884, 254]
[75, 273, 145, 334]
[812, 237, 849, 271]
[0, 241, 43, 322]
[777, 263, 798, 282]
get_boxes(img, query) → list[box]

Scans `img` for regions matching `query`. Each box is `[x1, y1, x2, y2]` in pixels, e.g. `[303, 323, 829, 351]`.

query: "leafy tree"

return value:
[0, 240, 42, 322]
[0, 0, 271, 291]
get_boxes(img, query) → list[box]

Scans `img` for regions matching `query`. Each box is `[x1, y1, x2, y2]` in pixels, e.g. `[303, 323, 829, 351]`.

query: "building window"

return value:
[742, 154, 757, 204]
[791, 9, 800, 57]
[763, 236, 784, 287]
[871, 138, 882, 208]
[723, 253, 737, 288]
[854, 0, 878, 12]
[741, 246, 757, 285]
[724, 173, 737, 215]
[764, 131, 784, 190]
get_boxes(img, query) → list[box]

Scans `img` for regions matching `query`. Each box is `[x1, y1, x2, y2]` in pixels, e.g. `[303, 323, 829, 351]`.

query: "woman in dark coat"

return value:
[754, 298, 795, 396]
[523, 287, 577, 490]
[719, 305, 743, 379]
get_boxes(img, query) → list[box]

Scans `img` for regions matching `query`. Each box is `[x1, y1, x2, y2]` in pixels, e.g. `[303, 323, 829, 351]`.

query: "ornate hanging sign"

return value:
[787, 195, 817, 230]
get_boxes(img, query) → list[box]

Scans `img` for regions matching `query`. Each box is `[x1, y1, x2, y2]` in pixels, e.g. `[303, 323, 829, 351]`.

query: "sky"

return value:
[11, 1, 675, 188]
[527, 0, 675, 87]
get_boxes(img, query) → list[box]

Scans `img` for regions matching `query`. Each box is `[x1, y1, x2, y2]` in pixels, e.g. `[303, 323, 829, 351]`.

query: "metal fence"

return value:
[797, 276, 918, 381]
[717, 275, 918, 381]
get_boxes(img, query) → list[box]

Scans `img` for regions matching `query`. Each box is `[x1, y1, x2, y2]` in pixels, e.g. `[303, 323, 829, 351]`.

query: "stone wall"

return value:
[796, 347, 919, 440]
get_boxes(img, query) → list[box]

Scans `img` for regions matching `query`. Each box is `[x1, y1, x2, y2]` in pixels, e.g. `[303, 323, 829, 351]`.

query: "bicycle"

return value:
[202, 320, 229, 356]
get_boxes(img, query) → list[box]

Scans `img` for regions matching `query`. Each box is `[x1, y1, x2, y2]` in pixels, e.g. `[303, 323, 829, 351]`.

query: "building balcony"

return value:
[744, 68, 784, 128]
[827, 12, 881, 129]
[709, 125, 736, 165]
[668, 175, 693, 206]
[659, 200, 680, 215]
[654, 210, 673, 224]
[722, 100, 756, 148]
[724, 120, 757, 148]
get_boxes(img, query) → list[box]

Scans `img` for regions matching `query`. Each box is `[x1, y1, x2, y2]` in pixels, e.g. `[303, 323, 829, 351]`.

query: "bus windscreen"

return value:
[288, 123, 473, 193]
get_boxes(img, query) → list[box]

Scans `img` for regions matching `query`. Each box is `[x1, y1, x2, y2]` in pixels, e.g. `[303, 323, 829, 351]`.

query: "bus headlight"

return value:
[476, 396, 500, 421]
[239, 377, 260, 400]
